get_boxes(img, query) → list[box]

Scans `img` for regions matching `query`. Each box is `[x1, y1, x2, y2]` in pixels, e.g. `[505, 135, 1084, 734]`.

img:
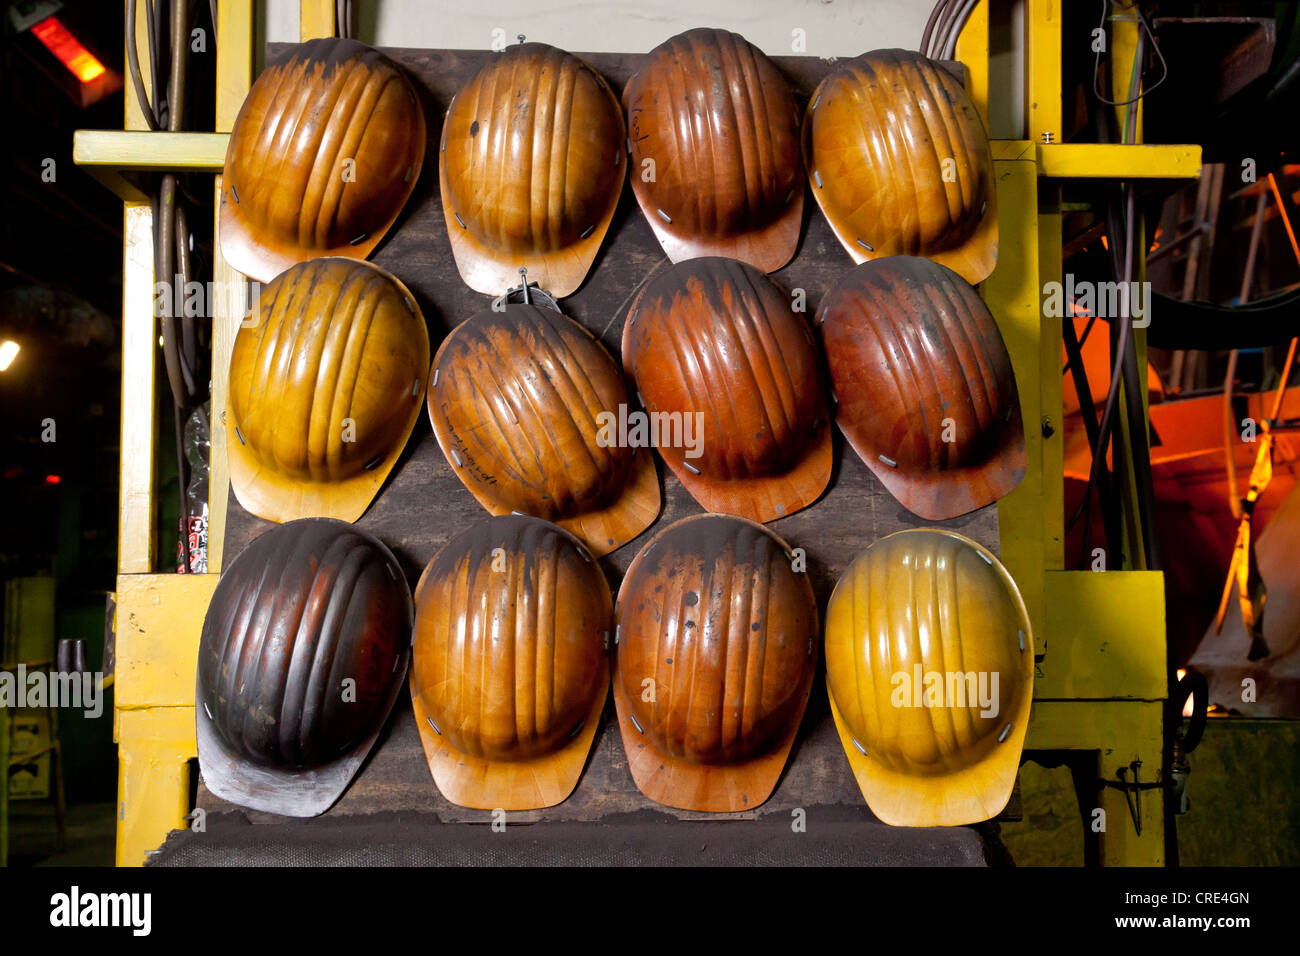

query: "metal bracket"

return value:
[1099, 760, 1164, 835]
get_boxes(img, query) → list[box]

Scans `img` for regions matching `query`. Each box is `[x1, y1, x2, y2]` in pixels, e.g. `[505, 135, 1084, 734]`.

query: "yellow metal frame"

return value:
[79, 1, 1197, 866]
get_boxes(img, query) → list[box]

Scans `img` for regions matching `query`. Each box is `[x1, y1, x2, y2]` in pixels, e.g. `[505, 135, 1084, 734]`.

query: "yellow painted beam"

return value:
[1025, 0, 1061, 145]
[118, 204, 157, 574]
[216, 2, 254, 132]
[1038, 143, 1201, 180]
[114, 573, 214, 710]
[208, 187, 245, 574]
[1036, 571, 1166, 700]
[73, 130, 229, 172]
[955, 0, 990, 132]
[209, 3, 254, 572]
[985, 157, 1048, 647]
[116, 707, 196, 867]
[301, 0, 336, 41]
[988, 140, 1202, 179]
[1028, 700, 1165, 865]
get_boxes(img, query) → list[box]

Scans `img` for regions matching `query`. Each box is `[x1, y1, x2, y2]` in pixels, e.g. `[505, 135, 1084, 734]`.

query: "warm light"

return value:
[0, 340, 19, 371]
[45, 475, 61, 485]
[31, 16, 106, 84]
[1177, 669, 1193, 718]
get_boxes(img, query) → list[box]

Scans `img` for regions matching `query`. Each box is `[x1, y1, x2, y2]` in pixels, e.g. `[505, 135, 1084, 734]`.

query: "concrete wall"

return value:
[258, 0, 1027, 138]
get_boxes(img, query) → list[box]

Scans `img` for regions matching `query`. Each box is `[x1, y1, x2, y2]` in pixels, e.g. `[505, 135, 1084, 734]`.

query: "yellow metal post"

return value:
[97, 0, 255, 867]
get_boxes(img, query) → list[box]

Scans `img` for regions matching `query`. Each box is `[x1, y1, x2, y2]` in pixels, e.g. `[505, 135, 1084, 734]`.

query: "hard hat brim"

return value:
[628, 180, 804, 276]
[195, 651, 409, 818]
[410, 663, 609, 811]
[845, 384, 1027, 521]
[611, 659, 813, 814]
[611, 513, 817, 812]
[225, 260, 429, 525]
[656, 423, 832, 525]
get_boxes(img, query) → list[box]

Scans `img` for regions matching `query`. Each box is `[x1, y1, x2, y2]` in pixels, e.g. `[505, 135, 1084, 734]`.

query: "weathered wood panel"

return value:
[210, 46, 1002, 825]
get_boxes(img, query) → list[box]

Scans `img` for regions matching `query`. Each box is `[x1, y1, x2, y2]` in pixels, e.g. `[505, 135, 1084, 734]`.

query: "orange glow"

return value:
[44, 474, 61, 485]
[1101, 235, 1109, 251]
[1177, 669, 1194, 718]
[31, 16, 106, 84]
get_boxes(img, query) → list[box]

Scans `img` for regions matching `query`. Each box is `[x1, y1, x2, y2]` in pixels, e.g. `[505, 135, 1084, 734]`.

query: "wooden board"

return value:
[209, 46, 1002, 825]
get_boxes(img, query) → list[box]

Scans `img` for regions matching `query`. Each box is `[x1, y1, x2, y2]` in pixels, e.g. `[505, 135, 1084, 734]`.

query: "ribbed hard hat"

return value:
[818, 256, 1025, 520]
[410, 515, 611, 810]
[196, 518, 412, 816]
[428, 303, 659, 556]
[624, 28, 803, 273]
[227, 257, 429, 524]
[613, 514, 818, 811]
[803, 49, 997, 283]
[440, 42, 625, 296]
[622, 257, 831, 523]
[220, 38, 426, 282]
[824, 529, 1033, 826]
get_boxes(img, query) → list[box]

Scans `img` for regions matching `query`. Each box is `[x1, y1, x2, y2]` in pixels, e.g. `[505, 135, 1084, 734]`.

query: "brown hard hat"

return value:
[613, 514, 818, 812]
[824, 530, 1033, 826]
[428, 302, 659, 556]
[196, 518, 412, 817]
[624, 28, 803, 273]
[410, 515, 611, 810]
[803, 49, 997, 284]
[440, 43, 625, 297]
[818, 256, 1025, 520]
[227, 257, 430, 524]
[219, 38, 426, 282]
[622, 257, 831, 523]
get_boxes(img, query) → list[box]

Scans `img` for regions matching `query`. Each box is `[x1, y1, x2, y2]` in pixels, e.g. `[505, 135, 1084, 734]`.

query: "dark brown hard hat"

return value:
[818, 256, 1025, 520]
[612, 513, 818, 812]
[624, 28, 804, 273]
[220, 38, 426, 282]
[411, 514, 611, 810]
[440, 42, 625, 297]
[622, 257, 831, 523]
[428, 302, 660, 556]
[196, 518, 412, 817]
[803, 49, 997, 284]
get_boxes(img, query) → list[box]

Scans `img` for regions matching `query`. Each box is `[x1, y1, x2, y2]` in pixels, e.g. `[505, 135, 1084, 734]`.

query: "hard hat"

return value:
[818, 256, 1024, 520]
[196, 518, 412, 817]
[624, 28, 803, 273]
[440, 42, 625, 297]
[824, 529, 1033, 826]
[803, 49, 997, 284]
[612, 513, 818, 812]
[428, 301, 660, 556]
[227, 257, 430, 524]
[622, 257, 831, 523]
[220, 38, 426, 282]
[410, 514, 611, 810]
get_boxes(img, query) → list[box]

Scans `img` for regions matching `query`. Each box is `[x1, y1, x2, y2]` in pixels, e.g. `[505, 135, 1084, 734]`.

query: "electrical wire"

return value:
[941, 0, 981, 61]
[1091, 0, 1167, 107]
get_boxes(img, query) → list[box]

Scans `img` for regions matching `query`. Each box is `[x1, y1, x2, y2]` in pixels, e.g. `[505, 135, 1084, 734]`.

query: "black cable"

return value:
[921, 1, 948, 56]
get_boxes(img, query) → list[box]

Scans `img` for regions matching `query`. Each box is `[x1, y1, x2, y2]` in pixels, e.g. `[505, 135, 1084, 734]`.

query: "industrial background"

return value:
[1, 0, 1298, 867]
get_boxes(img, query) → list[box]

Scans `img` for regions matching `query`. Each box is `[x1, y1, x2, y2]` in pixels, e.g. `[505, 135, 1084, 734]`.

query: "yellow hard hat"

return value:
[803, 49, 997, 284]
[824, 529, 1033, 826]
[227, 257, 429, 523]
